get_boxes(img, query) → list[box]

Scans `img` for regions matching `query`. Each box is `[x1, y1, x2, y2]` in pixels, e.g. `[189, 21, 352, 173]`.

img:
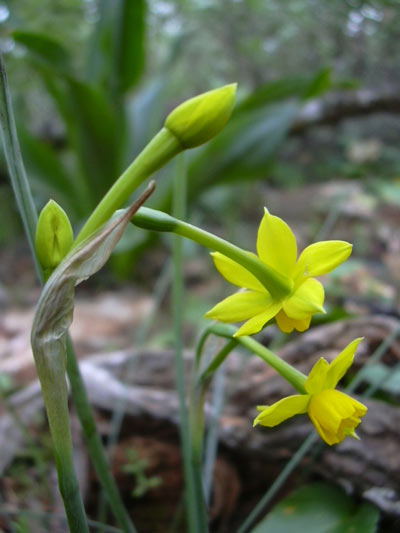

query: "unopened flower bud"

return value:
[165, 83, 237, 149]
[35, 200, 74, 272]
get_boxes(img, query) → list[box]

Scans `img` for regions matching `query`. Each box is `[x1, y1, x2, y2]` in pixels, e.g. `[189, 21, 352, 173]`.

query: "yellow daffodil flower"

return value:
[253, 338, 368, 445]
[205, 208, 352, 336]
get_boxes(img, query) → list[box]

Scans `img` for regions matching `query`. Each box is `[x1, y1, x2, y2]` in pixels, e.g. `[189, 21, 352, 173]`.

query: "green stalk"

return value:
[0, 506, 124, 533]
[76, 82, 237, 246]
[198, 338, 238, 384]
[237, 336, 306, 394]
[66, 338, 136, 533]
[190, 338, 237, 507]
[172, 155, 208, 532]
[238, 433, 318, 533]
[0, 55, 134, 532]
[36, 353, 89, 533]
[209, 323, 307, 394]
[132, 207, 292, 300]
[74, 127, 181, 246]
[202, 362, 226, 504]
[1, 54, 87, 532]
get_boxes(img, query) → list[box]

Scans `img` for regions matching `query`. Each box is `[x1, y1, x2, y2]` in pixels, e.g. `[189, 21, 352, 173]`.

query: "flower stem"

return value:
[74, 127, 181, 246]
[198, 338, 238, 384]
[132, 207, 292, 299]
[35, 348, 89, 533]
[209, 323, 307, 394]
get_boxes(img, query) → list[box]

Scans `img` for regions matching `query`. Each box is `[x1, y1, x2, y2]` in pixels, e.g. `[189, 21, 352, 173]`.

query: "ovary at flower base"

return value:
[253, 338, 368, 446]
[205, 207, 352, 337]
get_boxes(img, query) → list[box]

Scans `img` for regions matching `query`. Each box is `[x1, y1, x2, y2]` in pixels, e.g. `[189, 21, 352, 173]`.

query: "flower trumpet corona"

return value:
[205, 208, 352, 336]
[253, 338, 367, 445]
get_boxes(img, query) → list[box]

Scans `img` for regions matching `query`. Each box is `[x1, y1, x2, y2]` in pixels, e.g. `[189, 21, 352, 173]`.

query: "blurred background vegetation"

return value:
[1, 0, 400, 257]
[0, 0, 399, 312]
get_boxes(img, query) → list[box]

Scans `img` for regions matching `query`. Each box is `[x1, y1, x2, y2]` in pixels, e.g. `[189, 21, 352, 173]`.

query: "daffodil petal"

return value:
[294, 240, 352, 281]
[233, 301, 282, 336]
[205, 290, 273, 322]
[211, 252, 265, 291]
[283, 278, 325, 320]
[253, 394, 310, 427]
[324, 337, 364, 389]
[305, 357, 330, 394]
[256, 208, 297, 278]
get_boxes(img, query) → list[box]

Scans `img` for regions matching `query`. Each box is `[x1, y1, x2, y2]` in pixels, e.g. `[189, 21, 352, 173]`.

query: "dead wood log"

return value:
[2, 317, 400, 516]
[291, 87, 400, 134]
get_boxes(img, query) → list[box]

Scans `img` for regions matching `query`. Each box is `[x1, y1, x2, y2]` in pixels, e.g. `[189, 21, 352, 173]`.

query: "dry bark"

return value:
[291, 87, 400, 133]
[2, 317, 400, 516]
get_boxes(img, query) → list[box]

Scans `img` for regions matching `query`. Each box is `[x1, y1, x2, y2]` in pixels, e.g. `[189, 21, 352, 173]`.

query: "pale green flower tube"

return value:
[132, 206, 293, 300]
[74, 84, 237, 247]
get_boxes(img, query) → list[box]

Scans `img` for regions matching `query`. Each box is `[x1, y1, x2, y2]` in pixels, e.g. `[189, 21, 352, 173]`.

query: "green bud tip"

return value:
[164, 83, 237, 149]
[35, 199, 74, 270]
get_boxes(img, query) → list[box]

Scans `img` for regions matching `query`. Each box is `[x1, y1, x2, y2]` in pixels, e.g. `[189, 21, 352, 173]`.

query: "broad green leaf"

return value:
[303, 67, 332, 99]
[251, 483, 379, 533]
[86, 0, 146, 94]
[86, 0, 117, 85]
[235, 67, 332, 114]
[17, 125, 91, 218]
[41, 71, 121, 203]
[12, 31, 73, 76]
[13, 33, 122, 204]
[115, 0, 147, 93]
[235, 77, 312, 114]
[66, 79, 122, 196]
